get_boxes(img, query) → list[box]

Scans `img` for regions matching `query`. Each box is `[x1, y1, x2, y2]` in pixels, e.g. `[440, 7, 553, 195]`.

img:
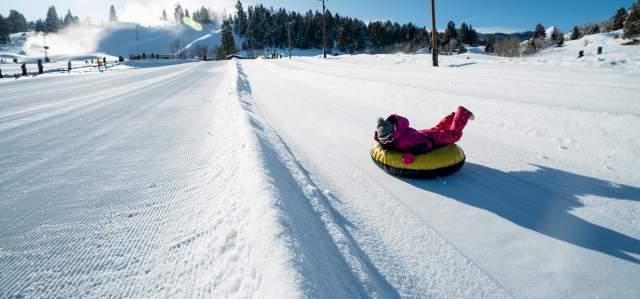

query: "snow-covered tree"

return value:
[609, 7, 628, 31]
[532, 23, 546, 39]
[63, 10, 79, 27]
[624, 2, 640, 38]
[174, 3, 184, 24]
[570, 26, 581, 40]
[549, 27, 564, 47]
[161, 9, 168, 21]
[45, 6, 59, 32]
[109, 5, 118, 22]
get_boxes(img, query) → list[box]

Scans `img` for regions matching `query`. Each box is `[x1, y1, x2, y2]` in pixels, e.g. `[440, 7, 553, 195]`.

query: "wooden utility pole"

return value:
[430, 0, 438, 67]
[287, 22, 292, 59]
[322, 0, 327, 58]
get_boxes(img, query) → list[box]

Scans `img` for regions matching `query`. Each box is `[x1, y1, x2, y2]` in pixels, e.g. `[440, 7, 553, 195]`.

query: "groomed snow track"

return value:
[1, 54, 639, 298]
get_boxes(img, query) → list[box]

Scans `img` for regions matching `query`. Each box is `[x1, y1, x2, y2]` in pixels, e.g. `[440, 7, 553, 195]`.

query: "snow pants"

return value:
[419, 106, 473, 147]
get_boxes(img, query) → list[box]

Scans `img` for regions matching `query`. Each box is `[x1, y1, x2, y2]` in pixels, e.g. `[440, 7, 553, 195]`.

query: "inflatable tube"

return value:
[370, 143, 465, 178]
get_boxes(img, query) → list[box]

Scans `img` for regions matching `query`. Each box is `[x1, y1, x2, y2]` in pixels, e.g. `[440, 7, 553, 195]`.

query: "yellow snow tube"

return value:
[370, 143, 465, 178]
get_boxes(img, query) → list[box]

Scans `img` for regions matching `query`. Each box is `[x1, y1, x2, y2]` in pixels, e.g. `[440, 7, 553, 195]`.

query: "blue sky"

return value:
[2, 0, 636, 32]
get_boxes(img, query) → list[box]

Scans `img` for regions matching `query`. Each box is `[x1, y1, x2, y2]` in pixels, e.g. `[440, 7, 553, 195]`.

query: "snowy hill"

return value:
[0, 22, 222, 62]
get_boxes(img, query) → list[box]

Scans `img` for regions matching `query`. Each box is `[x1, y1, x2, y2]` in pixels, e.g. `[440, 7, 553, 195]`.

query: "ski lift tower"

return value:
[43, 31, 50, 63]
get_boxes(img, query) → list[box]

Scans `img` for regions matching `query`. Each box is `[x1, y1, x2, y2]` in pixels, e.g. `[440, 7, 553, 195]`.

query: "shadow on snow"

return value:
[402, 163, 640, 265]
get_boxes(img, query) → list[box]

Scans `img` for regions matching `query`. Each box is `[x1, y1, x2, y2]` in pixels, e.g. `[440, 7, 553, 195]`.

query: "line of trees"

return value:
[168, 3, 217, 25]
[0, 10, 27, 43]
[567, 1, 640, 41]
[231, 0, 479, 54]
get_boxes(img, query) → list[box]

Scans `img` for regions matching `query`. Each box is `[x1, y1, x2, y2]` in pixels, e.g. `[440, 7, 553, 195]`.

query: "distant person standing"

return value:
[103, 57, 107, 69]
[21, 63, 27, 76]
[37, 59, 44, 74]
[67, 60, 72, 73]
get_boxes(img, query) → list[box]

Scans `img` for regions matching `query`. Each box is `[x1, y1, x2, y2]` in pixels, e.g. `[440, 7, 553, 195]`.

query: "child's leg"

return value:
[431, 112, 455, 130]
[420, 106, 473, 146]
[450, 106, 473, 132]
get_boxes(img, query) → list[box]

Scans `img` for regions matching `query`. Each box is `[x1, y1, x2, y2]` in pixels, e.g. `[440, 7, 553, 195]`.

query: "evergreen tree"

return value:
[193, 7, 212, 24]
[185, 9, 190, 18]
[368, 21, 385, 51]
[161, 9, 168, 21]
[63, 10, 79, 27]
[7, 10, 28, 33]
[216, 20, 237, 59]
[610, 7, 627, 31]
[484, 37, 495, 53]
[570, 26, 581, 40]
[624, 2, 640, 38]
[35, 19, 46, 33]
[337, 22, 353, 53]
[443, 21, 457, 44]
[459, 23, 470, 45]
[0, 14, 10, 44]
[550, 28, 564, 46]
[109, 5, 118, 22]
[467, 25, 479, 46]
[174, 3, 185, 24]
[45, 6, 59, 32]
[235, 1, 248, 36]
[532, 23, 545, 39]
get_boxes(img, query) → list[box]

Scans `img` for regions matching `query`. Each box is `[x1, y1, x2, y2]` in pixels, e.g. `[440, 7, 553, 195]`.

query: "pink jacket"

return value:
[374, 114, 434, 154]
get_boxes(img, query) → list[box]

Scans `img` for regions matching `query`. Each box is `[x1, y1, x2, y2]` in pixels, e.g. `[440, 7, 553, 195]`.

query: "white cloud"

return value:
[474, 26, 524, 34]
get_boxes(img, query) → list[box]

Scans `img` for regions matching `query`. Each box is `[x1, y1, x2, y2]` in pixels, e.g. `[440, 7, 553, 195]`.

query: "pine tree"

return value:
[216, 20, 237, 59]
[459, 23, 470, 45]
[532, 23, 545, 39]
[337, 22, 353, 53]
[443, 21, 457, 44]
[174, 3, 184, 24]
[571, 26, 581, 40]
[63, 10, 78, 27]
[235, 1, 248, 36]
[0, 14, 10, 44]
[610, 7, 627, 31]
[7, 10, 28, 33]
[484, 37, 495, 53]
[161, 9, 168, 21]
[185, 9, 190, 18]
[45, 6, 59, 32]
[35, 19, 45, 33]
[624, 2, 640, 38]
[466, 25, 478, 46]
[109, 5, 118, 22]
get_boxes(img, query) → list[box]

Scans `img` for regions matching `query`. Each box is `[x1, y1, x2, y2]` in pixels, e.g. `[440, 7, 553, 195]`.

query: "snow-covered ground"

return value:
[0, 31, 639, 298]
[0, 22, 221, 77]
